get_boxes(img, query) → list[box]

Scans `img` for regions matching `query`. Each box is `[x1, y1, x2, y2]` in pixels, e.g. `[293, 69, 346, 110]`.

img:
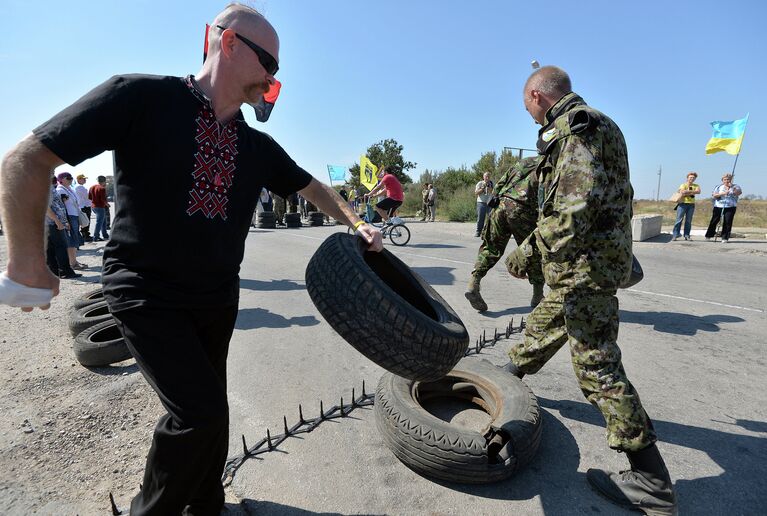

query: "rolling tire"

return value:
[374, 358, 542, 484]
[73, 320, 133, 367]
[388, 224, 411, 246]
[305, 233, 468, 381]
[68, 301, 114, 338]
[72, 288, 104, 310]
[257, 221, 276, 229]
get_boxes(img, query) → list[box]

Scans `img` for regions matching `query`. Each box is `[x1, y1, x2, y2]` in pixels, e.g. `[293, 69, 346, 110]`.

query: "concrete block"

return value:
[632, 214, 663, 241]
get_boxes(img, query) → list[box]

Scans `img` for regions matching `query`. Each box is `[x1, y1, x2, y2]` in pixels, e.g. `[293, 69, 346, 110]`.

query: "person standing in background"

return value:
[74, 174, 92, 242]
[426, 183, 437, 221]
[88, 175, 109, 242]
[474, 172, 494, 237]
[55, 172, 86, 270]
[705, 173, 742, 243]
[671, 172, 700, 241]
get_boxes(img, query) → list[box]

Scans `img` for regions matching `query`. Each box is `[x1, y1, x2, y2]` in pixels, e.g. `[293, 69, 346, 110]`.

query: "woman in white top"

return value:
[705, 173, 742, 243]
[55, 172, 87, 269]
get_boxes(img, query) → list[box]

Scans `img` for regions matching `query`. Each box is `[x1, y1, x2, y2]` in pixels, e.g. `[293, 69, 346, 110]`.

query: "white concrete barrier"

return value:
[632, 214, 663, 241]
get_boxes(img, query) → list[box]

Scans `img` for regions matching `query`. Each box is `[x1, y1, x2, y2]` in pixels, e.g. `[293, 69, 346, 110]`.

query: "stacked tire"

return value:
[307, 211, 325, 227]
[69, 288, 132, 367]
[285, 212, 302, 228]
[256, 211, 276, 229]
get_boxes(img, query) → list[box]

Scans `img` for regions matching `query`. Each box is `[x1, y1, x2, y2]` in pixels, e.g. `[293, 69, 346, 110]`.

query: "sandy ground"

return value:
[0, 240, 163, 515]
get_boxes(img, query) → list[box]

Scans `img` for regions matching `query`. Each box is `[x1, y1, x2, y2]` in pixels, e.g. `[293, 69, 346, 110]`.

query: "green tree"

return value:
[349, 138, 416, 189]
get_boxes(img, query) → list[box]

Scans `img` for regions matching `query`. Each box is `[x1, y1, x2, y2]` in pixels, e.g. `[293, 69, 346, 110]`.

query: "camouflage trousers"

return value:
[508, 287, 657, 451]
[273, 196, 286, 224]
[471, 198, 543, 286]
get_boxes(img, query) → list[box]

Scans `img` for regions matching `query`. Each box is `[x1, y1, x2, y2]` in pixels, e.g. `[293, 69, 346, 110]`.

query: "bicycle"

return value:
[347, 204, 411, 246]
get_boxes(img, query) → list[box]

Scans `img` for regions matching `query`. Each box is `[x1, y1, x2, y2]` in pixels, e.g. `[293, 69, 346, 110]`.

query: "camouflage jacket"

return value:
[495, 156, 541, 206]
[507, 92, 633, 290]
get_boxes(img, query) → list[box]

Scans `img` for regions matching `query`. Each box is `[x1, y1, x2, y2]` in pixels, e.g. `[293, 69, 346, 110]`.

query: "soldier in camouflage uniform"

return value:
[272, 193, 286, 225]
[504, 66, 676, 515]
[465, 156, 545, 311]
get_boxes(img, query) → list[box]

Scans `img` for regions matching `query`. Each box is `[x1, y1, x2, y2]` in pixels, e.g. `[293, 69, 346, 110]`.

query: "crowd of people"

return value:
[44, 172, 111, 279]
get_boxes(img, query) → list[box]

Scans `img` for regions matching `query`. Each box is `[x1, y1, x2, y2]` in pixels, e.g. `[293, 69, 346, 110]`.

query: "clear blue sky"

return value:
[1, 0, 764, 198]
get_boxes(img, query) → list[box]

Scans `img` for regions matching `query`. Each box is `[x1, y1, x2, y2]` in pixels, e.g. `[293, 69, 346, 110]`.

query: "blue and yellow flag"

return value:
[327, 165, 348, 182]
[359, 156, 379, 192]
[705, 114, 749, 155]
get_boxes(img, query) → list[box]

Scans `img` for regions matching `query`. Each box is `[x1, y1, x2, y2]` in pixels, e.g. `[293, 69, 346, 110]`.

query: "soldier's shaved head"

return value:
[522, 65, 572, 125]
[524, 66, 572, 98]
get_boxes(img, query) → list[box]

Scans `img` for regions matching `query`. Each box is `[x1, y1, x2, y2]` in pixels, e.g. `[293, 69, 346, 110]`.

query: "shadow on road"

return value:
[620, 310, 744, 335]
[235, 308, 319, 330]
[87, 361, 139, 376]
[239, 279, 305, 291]
[537, 397, 767, 515]
[480, 306, 533, 319]
[410, 266, 455, 285]
[225, 499, 351, 515]
[423, 409, 628, 513]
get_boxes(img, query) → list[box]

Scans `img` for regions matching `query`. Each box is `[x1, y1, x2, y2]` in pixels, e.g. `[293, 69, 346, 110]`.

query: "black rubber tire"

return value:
[258, 212, 275, 221]
[285, 212, 301, 223]
[257, 221, 276, 229]
[72, 288, 104, 310]
[620, 255, 644, 289]
[68, 301, 114, 338]
[73, 320, 133, 367]
[388, 224, 411, 246]
[305, 233, 468, 381]
[374, 358, 542, 484]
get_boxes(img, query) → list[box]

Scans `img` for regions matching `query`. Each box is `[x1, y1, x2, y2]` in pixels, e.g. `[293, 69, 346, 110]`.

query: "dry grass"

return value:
[633, 199, 767, 230]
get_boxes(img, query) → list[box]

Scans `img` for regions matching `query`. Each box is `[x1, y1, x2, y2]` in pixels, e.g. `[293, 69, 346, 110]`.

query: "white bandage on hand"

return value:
[0, 272, 54, 308]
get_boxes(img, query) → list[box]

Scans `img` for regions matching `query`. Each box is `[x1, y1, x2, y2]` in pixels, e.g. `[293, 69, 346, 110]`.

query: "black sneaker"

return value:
[60, 272, 83, 279]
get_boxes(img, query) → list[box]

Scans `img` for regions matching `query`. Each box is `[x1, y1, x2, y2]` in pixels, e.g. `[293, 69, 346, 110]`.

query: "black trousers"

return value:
[705, 206, 737, 240]
[112, 304, 239, 516]
[45, 226, 73, 276]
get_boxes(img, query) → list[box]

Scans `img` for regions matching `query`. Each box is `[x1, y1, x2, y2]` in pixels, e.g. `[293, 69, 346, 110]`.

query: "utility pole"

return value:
[656, 165, 662, 201]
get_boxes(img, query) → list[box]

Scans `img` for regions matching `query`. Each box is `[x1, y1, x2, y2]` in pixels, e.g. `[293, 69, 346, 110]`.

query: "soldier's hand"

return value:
[508, 270, 528, 280]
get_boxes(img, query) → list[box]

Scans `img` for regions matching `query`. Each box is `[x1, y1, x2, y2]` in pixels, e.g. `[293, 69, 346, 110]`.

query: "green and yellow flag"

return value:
[359, 156, 379, 191]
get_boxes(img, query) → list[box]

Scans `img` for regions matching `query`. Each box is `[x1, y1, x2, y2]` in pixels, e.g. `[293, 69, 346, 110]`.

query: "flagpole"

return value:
[326, 165, 333, 187]
[731, 114, 749, 179]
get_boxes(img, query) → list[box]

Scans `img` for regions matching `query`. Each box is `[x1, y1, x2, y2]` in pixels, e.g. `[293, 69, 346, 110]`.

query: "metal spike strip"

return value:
[221, 382, 375, 487]
[215, 316, 524, 489]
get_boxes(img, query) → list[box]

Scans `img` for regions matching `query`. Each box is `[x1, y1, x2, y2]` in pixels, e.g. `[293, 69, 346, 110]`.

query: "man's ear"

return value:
[219, 28, 237, 58]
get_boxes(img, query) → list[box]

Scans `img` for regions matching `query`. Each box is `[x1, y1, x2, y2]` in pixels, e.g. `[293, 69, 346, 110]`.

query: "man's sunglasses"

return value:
[216, 25, 278, 76]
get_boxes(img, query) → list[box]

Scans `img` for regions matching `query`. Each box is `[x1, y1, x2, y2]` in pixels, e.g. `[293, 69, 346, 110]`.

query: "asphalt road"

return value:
[224, 220, 766, 515]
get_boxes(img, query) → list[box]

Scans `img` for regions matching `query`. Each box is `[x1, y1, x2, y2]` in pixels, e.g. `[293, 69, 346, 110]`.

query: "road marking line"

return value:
[626, 289, 764, 313]
[270, 231, 764, 313]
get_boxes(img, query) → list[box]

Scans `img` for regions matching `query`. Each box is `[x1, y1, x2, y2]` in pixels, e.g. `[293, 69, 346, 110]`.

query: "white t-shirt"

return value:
[56, 185, 81, 216]
[475, 180, 493, 204]
[75, 184, 92, 208]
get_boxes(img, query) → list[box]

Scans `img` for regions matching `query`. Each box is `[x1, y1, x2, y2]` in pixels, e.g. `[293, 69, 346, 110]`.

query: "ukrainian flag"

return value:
[705, 114, 749, 155]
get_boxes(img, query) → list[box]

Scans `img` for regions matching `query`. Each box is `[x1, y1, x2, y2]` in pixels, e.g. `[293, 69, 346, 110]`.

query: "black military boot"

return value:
[498, 361, 524, 379]
[464, 276, 488, 312]
[530, 283, 544, 307]
[587, 444, 677, 515]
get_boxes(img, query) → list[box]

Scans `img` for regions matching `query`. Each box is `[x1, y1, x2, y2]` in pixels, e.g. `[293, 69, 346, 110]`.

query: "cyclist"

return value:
[365, 165, 404, 223]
